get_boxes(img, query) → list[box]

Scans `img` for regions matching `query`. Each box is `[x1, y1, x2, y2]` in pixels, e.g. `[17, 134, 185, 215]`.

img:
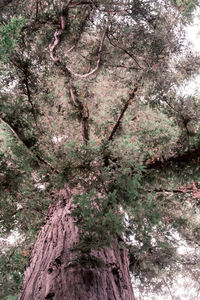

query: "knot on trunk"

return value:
[82, 269, 94, 289]
[45, 291, 55, 299]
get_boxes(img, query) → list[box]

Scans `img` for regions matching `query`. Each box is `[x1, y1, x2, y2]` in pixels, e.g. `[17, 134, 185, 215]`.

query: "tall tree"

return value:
[0, 1, 200, 299]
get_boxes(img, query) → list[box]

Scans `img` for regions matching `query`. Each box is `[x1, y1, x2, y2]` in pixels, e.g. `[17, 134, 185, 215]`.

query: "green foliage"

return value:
[0, 17, 26, 61]
[7, 296, 18, 300]
[0, 247, 29, 300]
[72, 190, 125, 253]
[69, 253, 106, 268]
[171, 0, 200, 18]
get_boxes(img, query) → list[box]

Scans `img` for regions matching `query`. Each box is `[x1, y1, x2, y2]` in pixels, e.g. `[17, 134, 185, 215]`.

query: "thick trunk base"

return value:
[19, 188, 134, 300]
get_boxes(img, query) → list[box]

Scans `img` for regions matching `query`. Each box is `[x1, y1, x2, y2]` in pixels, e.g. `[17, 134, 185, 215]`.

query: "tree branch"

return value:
[66, 27, 107, 78]
[106, 31, 144, 70]
[49, 0, 73, 62]
[147, 188, 196, 194]
[9, 57, 40, 128]
[108, 83, 139, 141]
[0, 116, 59, 173]
[49, 0, 107, 78]
[68, 1, 92, 7]
[146, 147, 200, 170]
[23, 71, 38, 124]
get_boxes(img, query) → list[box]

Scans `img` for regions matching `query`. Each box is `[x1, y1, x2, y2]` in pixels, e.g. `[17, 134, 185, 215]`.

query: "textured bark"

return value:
[18, 188, 134, 300]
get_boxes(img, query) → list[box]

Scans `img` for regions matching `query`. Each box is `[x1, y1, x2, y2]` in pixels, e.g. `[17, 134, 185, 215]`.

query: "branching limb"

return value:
[106, 31, 144, 70]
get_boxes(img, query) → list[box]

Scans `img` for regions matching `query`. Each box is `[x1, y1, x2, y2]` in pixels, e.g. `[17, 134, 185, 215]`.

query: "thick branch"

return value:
[146, 147, 200, 170]
[0, 116, 59, 173]
[49, 0, 73, 62]
[108, 84, 139, 141]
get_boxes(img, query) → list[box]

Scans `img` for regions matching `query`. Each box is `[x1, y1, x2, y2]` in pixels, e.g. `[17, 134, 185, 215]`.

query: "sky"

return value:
[183, 11, 200, 96]
[186, 13, 200, 52]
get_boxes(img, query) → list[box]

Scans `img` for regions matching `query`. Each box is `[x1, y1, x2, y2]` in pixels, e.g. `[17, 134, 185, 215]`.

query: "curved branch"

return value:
[49, 0, 92, 62]
[49, 0, 107, 78]
[66, 27, 107, 78]
[49, 0, 73, 62]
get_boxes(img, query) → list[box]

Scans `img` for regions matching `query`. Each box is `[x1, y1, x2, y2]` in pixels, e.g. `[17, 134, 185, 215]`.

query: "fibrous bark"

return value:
[18, 187, 134, 300]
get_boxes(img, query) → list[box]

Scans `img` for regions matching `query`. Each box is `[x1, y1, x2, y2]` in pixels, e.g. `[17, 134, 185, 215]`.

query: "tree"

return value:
[0, 0, 200, 299]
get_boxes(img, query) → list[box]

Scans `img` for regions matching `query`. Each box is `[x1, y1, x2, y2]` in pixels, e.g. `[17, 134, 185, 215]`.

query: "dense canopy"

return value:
[0, 0, 200, 299]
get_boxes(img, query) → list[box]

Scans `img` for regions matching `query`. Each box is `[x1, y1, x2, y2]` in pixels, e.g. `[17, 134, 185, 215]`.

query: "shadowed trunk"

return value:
[18, 187, 134, 300]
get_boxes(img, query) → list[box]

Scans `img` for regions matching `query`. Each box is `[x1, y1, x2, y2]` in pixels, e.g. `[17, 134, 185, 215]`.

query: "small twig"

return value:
[161, 275, 174, 300]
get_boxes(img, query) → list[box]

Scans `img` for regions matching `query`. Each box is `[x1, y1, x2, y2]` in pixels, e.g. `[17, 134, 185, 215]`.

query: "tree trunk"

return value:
[18, 187, 134, 300]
